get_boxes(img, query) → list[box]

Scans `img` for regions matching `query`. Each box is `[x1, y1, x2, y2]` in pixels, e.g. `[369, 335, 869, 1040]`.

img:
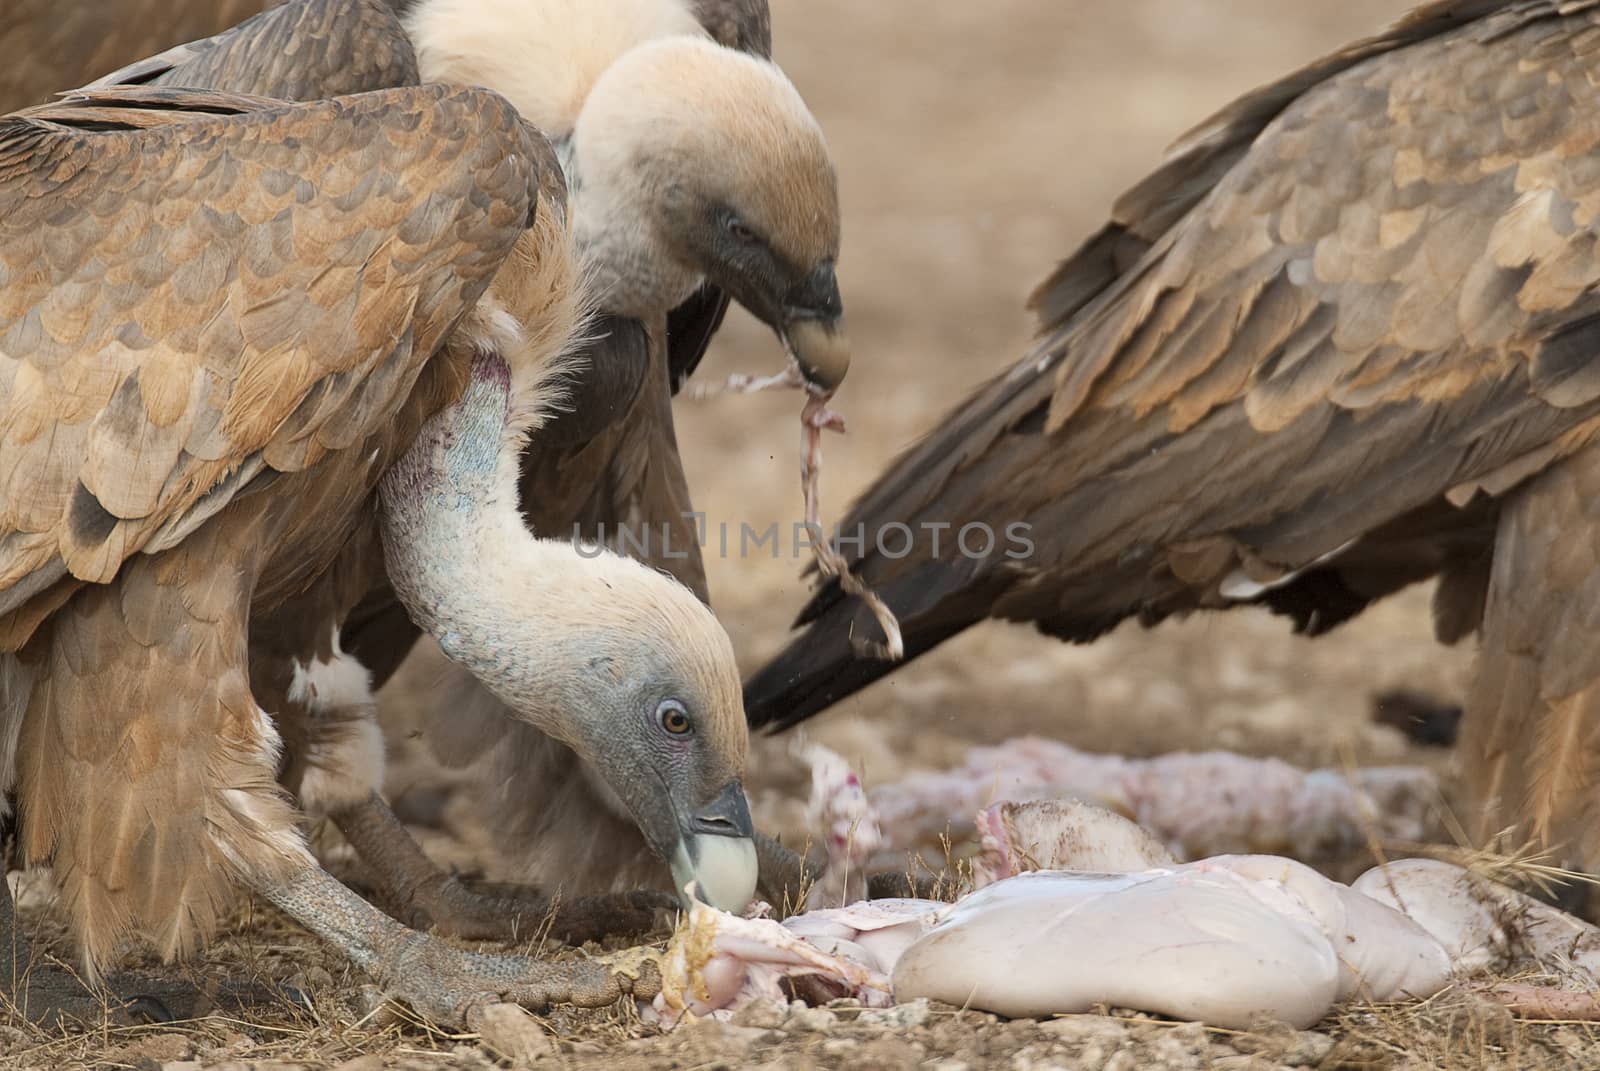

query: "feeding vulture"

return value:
[379, 0, 850, 917]
[745, 0, 1600, 870]
[2, 0, 846, 949]
[0, 12, 792, 1034]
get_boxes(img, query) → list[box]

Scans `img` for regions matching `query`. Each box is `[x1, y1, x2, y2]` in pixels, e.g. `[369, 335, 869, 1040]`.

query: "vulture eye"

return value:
[657, 699, 693, 736]
[724, 216, 759, 244]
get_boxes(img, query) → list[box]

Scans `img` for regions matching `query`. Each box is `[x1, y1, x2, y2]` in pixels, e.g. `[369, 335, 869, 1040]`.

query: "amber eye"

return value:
[657, 699, 693, 736]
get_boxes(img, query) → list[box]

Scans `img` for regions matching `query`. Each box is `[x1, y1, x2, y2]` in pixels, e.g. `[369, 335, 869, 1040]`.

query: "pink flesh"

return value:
[869, 736, 1435, 863]
[650, 750, 1592, 1028]
[804, 745, 885, 907]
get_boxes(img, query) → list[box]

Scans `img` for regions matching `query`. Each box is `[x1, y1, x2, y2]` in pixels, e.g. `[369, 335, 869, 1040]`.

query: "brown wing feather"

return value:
[0, 0, 270, 115]
[0, 82, 548, 642]
[1026, 0, 1584, 334]
[91, 0, 417, 100]
[746, 0, 1600, 730]
[16, 499, 300, 972]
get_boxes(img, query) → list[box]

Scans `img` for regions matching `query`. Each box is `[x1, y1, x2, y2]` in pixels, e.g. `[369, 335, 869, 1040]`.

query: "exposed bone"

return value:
[1472, 982, 1600, 1020]
[648, 891, 900, 1025]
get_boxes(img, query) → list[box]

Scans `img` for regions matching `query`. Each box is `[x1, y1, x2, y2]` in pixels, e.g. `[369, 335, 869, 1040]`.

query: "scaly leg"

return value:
[256, 863, 660, 1028]
[331, 792, 676, 944]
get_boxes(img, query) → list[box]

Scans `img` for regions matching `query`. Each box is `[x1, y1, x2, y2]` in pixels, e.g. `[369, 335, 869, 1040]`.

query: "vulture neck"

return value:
[378, 348, 625, 741]
[568, 151, 702, 320]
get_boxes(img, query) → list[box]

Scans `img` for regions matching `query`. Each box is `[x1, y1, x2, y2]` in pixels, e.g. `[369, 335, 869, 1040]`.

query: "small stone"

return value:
[1103, 1051, 1138, 1071]
[1037, 1017, 1129, 1045]
[855, 999, 933, 1029]
[286, 965, 333, 992]
[1283, 1030, 1334, 1066]
[475, 1002, 555, 1064]
[822, 1039, 858, 1056]
[683, 1020, 771, 1055]
[105, 1033, 195, 1066]
[1139, 1022, 1207, 1070]
[1037, 1016, 1131, 1071]
[731, 998, 788, 1030]
[1008, 1045, 1063, 1071]
[929, 1061, 971, 1071]
[1445, 993, 1517, 1047]
[785, 1005, 838, 1032]
[332, 1056, 390, 1071]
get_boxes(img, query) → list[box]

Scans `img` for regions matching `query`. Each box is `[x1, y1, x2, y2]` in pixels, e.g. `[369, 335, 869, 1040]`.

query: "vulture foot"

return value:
[256, 863, 660, 1028]
[382, 934, 663, 1029]
[330, 793, 676, 943]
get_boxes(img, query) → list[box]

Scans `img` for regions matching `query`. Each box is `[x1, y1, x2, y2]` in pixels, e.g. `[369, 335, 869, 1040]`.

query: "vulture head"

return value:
[573, 36, 849, 390]
[513, 547, 754, 912]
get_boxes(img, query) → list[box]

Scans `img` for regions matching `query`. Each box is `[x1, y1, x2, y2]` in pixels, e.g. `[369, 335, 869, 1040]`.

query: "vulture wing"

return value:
[0, 0, 271, 115]
[0, 82, 548, 649]
[87, 0, 416, 100]
[744, 0, 1600, 730]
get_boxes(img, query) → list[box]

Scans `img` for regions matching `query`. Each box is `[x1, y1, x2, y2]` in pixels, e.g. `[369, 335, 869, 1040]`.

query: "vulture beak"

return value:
[668, 780, 759, 913]
[778, 262, 850, 392]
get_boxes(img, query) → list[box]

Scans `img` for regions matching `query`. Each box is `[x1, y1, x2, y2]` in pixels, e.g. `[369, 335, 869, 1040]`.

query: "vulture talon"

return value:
[257, 865, 664, 1029]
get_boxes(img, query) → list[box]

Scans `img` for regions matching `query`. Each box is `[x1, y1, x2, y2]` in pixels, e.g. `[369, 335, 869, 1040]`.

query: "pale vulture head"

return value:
[494, 544, 757, 912]
[573, 36, 849, 389]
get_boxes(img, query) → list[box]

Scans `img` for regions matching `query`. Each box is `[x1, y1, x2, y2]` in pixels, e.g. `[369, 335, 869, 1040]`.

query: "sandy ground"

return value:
[9, 2, 1599, 1068]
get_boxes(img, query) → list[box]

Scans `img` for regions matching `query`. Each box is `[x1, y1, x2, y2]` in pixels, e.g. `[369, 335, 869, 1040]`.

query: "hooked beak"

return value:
[782, 315, 850, 394]
[779, 261, 849, 392]
[668, 781, 758, 913]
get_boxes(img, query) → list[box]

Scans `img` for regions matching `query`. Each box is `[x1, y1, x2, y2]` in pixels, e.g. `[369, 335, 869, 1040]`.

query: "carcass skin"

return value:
[867, 735, 1437, 864]
[651, 762, 1600, 1030]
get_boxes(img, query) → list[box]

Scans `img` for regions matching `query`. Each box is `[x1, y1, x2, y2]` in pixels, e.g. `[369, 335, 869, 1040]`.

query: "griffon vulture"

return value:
[46, 0, 844, 942]
[378, 0, 850, 925]
[744, 0, 1600, 871]
[0, 66, 756, 1041]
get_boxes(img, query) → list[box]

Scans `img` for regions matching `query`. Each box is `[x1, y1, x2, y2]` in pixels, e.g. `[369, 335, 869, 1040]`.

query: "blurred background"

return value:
[388, 0, 1470, 839]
